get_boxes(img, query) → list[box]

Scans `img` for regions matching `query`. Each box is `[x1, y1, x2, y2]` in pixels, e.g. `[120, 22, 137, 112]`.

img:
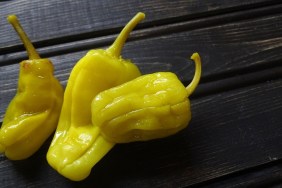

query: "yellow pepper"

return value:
[0, 15, 63, 160]
[47, 12, 145, 181]
[91, 53, 201, 143]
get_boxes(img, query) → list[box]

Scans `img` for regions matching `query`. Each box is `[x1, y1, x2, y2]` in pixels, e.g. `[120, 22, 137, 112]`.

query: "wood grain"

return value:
[0, 79, 281, 187]
[197, 160, 282, 187]
[0, 0, 282, 187]
[0, 0, 280, 49]
[1, 11, 281, 120]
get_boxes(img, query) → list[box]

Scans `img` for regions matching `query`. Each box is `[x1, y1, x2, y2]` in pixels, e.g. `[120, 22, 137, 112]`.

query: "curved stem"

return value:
[186, 52, 202, 96]
[107, 12, 145, 57]
[7, 15, 40, 60]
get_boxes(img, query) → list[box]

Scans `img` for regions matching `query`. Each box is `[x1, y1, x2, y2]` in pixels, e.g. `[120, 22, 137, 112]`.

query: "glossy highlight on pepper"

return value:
[0, 15, 63, 160]
[91, 53, 201, 143]
[47, 12, 145, 181]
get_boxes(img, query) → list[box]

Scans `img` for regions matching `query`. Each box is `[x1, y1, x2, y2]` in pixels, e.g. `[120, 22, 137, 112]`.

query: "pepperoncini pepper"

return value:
[47, 12, 145, 181]
[91, 53, 201, 143]
[0, 15, 63, 160]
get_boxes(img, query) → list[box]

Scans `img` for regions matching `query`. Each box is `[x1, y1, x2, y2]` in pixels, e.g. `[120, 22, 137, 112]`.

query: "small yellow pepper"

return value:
[91, 53, 201, 143]
[47, 12, 145, 181]
[0, 15, 63, 160]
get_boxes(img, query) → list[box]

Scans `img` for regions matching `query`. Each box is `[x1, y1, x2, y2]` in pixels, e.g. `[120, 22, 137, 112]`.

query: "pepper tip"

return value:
[7, 14, 18, 24]
[190, 52, 200, 62]
[136, 12, 146, 20]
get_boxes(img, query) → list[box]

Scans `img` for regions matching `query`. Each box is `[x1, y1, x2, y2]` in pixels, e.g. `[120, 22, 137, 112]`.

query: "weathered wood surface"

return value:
[0, 0, 280, 48]
[0, 0, 282, 187]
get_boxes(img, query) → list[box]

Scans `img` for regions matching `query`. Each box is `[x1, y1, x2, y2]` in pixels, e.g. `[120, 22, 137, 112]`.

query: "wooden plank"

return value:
[1, 11, 282, 119]
[0, 0, 280, 49]
[196, 160, 282, 187]
[0, 78, 281, 187]
[0, 1, 282, 187]
[1, 3, 282, 67]
[1, 57, 281, 122]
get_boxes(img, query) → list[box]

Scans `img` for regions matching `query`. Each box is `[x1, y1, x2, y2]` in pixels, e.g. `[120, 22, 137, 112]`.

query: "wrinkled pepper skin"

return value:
[0, 15, 63, 160]
[47, 12, 145, 181]
[92, 53, 201, 143]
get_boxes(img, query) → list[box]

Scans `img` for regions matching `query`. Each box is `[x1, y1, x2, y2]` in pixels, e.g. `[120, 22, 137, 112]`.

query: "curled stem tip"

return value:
[186, 52, 202, 96]
[7, 14, 40, 60]
[107, 12, 145, 57]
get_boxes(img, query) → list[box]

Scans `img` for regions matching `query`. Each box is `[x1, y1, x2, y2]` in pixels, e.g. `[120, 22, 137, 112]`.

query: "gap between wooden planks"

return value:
[0, 78, 281, 187]
[0, 0, 281, 52]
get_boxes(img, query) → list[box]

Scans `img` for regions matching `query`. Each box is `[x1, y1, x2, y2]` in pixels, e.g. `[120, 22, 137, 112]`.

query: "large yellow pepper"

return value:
[0, 15, 63, 160]
[47, 12, 145, 181]
[91, 53, 201, 143]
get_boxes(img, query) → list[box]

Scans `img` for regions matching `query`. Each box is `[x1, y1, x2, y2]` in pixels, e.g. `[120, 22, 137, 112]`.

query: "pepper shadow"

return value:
[67, 127, 196, 188]
[9, 135, 53, 181]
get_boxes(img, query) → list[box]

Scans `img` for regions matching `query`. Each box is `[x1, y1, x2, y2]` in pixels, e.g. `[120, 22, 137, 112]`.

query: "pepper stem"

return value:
[7, 15, 40, 60]
[107, 12, 145, 57]
[186, 52, 202, 96]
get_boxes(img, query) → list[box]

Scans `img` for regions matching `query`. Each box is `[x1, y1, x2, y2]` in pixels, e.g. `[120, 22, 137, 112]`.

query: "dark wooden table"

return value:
[1, 1, 282, 187]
